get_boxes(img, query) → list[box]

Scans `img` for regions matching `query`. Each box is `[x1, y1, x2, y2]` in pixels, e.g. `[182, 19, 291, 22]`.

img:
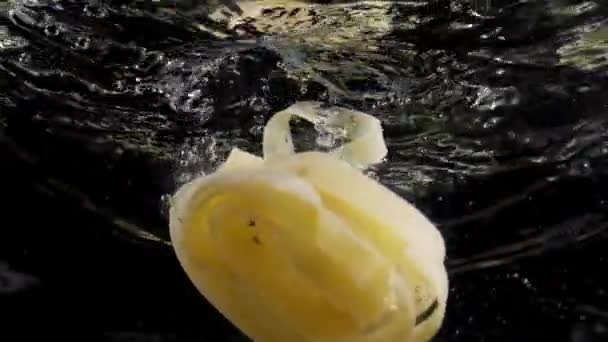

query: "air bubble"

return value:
[73, 36, 90, 50]
[44, 24, 60, 36]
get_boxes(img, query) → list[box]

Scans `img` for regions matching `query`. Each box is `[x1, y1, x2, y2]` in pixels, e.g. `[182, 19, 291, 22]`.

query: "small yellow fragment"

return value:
[169, 102, 448, 342]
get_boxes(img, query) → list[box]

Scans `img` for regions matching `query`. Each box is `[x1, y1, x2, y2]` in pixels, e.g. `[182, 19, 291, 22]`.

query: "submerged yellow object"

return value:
[169, 101, 448, 342]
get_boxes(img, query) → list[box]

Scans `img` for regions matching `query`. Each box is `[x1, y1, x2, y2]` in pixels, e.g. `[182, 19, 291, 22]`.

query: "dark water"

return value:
[1, 0, 608, 340]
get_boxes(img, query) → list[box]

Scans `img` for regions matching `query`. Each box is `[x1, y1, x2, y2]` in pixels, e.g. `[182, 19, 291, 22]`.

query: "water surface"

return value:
[1, 0, 608, 340]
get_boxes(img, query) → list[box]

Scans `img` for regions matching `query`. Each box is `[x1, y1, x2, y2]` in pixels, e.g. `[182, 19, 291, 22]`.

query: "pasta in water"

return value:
[169, 101, 448, 342]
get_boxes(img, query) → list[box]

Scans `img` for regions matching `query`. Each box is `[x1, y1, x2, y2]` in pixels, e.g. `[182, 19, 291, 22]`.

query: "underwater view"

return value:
[1, 0, 608, 340]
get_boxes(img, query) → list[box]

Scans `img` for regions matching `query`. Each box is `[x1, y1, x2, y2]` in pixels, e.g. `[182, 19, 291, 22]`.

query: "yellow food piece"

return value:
[169, 101, 448, 342]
